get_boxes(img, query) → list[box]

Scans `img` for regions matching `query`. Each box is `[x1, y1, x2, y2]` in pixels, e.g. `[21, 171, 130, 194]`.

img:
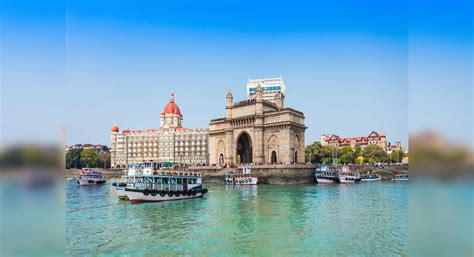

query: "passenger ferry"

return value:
[112, 162, 161, 198]
[360, 174, 382, 182]
[123, 172, 207, 202]
[78, 168, 106, 186]
[393, 174, 409, 181]
[338, 166, 361, 183]
[315, 165, 339, 183]
[225, 166, 258, 185]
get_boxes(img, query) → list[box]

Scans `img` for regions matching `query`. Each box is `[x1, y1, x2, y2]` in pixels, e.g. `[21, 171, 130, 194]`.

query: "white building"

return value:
[247, 76, 286, 104]
[110, 92, 209, 169]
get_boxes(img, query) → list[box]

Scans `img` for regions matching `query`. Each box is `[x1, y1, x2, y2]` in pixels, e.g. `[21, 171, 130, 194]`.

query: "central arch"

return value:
[236, 132, 252, 164]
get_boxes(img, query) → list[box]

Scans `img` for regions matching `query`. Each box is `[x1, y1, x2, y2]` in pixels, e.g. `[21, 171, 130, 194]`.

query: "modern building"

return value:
[247, 76, 286, 104]
[209, 85, 306, 165]
[110, 92, 209, 169]
[321, 131, 389, 150]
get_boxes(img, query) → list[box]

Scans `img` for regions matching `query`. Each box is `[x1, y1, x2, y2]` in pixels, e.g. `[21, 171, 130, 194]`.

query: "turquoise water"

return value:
[66, 181, 407, 256]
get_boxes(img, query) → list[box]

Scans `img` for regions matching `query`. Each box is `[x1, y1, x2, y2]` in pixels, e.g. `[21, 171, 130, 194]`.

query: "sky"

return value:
[1, 0, 472, 148]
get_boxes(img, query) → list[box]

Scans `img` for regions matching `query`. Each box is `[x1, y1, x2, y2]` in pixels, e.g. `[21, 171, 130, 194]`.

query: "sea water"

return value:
[66, 181, 407, 256]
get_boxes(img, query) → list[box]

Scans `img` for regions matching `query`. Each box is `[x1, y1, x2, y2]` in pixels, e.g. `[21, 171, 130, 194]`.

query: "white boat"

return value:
[124, 173, 207, 202]
[360, 174, 381, 182]
[112, 162, 184, 199]
[78, 169, 106, 186]
[315, 165, 339, 183]
[338, 166, 361, 183]
[112, 162, 157, 199]
[225, 166, 258, 185]
[393, 174, 409, 181]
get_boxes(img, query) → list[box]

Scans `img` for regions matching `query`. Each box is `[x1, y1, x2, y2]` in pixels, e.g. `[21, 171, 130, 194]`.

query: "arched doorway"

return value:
[271, 151, 277, 164]
[237, 132, 252, 164]
[294, 151, 298, 163]
[219, 153, 224, 165]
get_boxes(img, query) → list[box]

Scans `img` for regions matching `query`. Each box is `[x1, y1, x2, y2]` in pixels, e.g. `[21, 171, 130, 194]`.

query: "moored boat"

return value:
[360, 174, 381, 182]
[315, 165, 339, 183]
[338, 166, 361, 183]
[78, 169, 106, 186]
[393, 174, 409, 181]
[225, 166, 258, 185]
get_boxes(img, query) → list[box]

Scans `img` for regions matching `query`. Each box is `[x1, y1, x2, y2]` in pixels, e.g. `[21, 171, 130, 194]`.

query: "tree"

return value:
[390, 150, 405, 163]
[80, 149, 97, 168]
[66, 148, 82, 169]
[355, 156, 364, 164]
[96, 152, 111, 168]
[353, 145, 362, 162]
[305, 141, 325, 163]
[337, 146, 354, 164]
[362, 144, 388, 163]
[390, 150, 399, 163]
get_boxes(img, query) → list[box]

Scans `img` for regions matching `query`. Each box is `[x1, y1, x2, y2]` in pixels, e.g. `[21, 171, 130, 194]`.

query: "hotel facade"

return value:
[110, 93, 209, 169]
[321, 131, 388, 150]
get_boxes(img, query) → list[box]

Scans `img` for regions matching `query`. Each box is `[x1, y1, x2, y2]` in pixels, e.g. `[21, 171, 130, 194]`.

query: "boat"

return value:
[338, 166, 361, 183]
[393, 174, 409, 181]
[112, 162, 185, 199]
[315, 165, 339, 183]
[360, 174, 381, 182]
[123, 172, 208, 202]
[225, 166, 258, 185]
[78, 168, 106, 186]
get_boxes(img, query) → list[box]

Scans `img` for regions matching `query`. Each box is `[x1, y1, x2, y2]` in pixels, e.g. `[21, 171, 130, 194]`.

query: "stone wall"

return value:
[189, 164, 317, 184]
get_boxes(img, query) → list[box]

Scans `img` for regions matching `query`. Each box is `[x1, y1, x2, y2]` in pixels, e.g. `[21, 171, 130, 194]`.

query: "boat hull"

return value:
[315, 176, 338, 183]
[361, 177, 381, 182]
[124, 189, 206, 202]
[114, 186, 128, 199]
[78, 179, 106, 186]
[338, 176, 361, 184]
[225, 177, 258, 185]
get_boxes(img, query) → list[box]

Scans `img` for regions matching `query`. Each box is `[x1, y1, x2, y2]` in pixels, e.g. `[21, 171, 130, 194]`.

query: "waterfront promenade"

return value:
[65, 163, 407, 184]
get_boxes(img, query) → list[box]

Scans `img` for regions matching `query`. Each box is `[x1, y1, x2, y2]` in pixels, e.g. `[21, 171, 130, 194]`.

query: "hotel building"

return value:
[110, 93, 209, 169]
[321, 131, 389, 150]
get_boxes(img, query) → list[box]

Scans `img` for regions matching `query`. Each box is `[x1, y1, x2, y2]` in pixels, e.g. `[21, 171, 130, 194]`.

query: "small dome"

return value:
[161, 92, 182, 117]
[111, 124, 119, 132]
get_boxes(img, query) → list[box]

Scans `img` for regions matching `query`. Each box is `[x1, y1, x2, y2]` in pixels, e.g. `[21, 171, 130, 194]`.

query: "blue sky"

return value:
[1, 0, 471, 147]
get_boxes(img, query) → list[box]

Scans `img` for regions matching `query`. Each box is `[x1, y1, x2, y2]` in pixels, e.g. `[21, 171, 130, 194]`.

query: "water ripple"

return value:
[66, 181, 408, 256]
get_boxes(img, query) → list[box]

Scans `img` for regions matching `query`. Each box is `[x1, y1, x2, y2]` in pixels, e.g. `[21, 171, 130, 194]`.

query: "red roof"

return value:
[161, 92, 182, 117]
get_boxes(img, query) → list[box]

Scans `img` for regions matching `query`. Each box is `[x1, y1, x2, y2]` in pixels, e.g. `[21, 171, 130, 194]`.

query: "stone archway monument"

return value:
[209, 85, 306, 165]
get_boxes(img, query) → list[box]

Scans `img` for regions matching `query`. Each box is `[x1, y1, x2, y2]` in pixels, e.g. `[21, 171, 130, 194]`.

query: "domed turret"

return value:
[111, 123, 119, 132]
[160, 91, 183, 129]
[161, 92, 182, 117]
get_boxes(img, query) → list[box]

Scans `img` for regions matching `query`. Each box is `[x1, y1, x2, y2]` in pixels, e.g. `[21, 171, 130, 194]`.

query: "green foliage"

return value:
[66, 149, 82, 169]
[390, 150, 405, 163]
[80, 149, 98, 168]
[353, 145, 362, 160]
[96, 152, 111, 168]
[305, 141, 325, 163]
[362, 144, 388, 163]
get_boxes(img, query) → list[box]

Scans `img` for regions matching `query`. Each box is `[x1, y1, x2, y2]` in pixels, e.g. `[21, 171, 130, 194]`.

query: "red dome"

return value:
[161, 92, 182, 117]
[111, 124, 119, 132]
